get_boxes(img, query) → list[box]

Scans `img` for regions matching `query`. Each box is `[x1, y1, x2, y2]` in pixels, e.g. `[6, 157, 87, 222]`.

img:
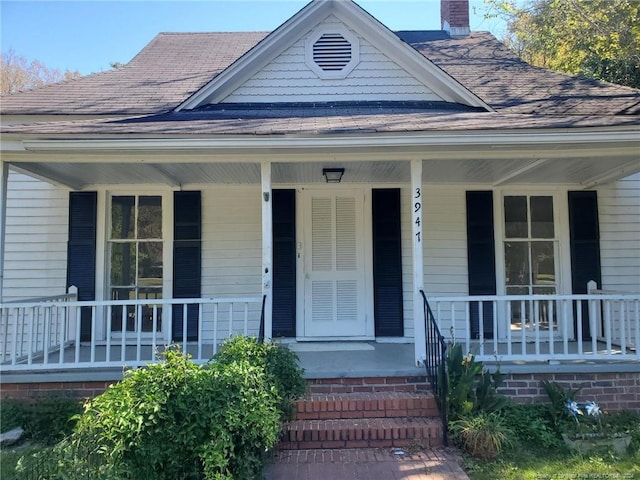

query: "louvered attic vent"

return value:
[313, 33, 351, 71]
[305, 26, 360, 79]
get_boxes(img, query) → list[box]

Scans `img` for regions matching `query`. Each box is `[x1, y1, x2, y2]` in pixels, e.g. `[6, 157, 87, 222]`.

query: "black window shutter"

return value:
[172, 191, 201, 341]
[67, 192, 97, 341]
[466, 191, 496, 338]
[568, 191, 601, 339]
[272, 190, 296, 337]
[372, 189, 404, 337]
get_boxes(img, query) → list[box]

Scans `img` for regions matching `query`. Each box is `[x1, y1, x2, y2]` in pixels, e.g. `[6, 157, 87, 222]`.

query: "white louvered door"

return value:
[303, 190, 366, 337]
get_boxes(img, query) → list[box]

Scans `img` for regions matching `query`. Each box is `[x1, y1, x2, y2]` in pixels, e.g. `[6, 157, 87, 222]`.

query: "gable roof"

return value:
[176, 0, 491, 111]
[1, 17, 639, 119]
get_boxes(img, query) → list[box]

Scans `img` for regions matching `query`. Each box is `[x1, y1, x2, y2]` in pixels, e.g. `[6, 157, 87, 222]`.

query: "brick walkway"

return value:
[263, 447, 470, 480]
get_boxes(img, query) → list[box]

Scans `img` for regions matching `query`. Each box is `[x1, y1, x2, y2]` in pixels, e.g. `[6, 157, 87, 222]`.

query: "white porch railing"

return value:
[428, 292, 640, 362]
[0, 294, 263, 371]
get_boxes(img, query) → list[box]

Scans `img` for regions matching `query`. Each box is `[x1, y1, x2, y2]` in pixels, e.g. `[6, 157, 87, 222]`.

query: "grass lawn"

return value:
[462, 445, 640, 480]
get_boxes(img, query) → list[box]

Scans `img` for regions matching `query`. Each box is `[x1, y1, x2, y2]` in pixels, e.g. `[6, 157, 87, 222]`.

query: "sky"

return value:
[1, 0, 508, 76]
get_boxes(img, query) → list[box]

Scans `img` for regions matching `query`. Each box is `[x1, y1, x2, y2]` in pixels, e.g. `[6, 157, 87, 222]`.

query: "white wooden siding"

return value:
[221, 16, 442, 104]
[598, 173, 640, 294]
[597, 173, 640, 347]
[3, 172, 69, 301]
[200, 186, 262, 340]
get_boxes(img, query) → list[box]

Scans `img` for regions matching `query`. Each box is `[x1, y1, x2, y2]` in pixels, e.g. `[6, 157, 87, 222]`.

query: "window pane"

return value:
[110, 243, 136, 285]
[138, 242, 163, 286]
[504, 241, 530, 286]
[532, 241, 555, 285]
[111, 196, 135, 239]
[530, 196, 554, 238]
[138, 196, 162, 239]
[504, 196, 528, 238]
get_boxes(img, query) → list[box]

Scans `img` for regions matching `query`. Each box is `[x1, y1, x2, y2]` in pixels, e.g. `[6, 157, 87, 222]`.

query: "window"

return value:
[109, 195, 163, 332]
[503, 195, 557, 330]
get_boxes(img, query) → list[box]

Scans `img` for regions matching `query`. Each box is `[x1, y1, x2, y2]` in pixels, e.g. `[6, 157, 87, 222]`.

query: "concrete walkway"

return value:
[263, 447, 470, 480]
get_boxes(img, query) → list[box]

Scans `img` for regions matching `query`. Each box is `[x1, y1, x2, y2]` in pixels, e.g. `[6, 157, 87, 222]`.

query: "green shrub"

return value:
[213, 336, 306, 418]
[501, 403, 563, 449]
[52, 346, 281, 480]
[442, 343, 508, 420]
[450, 411, 514, 461]
[0, 397, 82, 445]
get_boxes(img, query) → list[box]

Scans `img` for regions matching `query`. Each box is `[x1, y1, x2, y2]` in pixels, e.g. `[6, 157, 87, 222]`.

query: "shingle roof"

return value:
[0, 32, 269, 115]
[4, 103, 638, 136]
[399, 32, 640, 115]
[1, 30, 639, 121]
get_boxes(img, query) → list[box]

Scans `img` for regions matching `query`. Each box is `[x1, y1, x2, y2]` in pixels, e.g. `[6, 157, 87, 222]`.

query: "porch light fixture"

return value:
[323, 168, 345, 183]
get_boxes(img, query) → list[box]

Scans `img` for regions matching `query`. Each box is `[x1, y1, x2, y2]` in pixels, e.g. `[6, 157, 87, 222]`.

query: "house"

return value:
[0, 0, 639, 406]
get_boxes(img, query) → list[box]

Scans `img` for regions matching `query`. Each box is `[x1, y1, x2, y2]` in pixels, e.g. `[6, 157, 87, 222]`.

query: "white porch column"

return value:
[411, 159, 426, 365]
[0, 161, 8, 302]
[261, 161, 273, 341]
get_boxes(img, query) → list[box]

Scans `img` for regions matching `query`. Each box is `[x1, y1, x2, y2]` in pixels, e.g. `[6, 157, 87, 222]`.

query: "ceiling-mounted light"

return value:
[322, 168, 345, 183]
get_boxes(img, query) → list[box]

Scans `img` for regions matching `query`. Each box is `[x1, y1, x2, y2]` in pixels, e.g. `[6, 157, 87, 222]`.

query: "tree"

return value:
[484, 0, 640, 88]
[1, 49, 82, 94]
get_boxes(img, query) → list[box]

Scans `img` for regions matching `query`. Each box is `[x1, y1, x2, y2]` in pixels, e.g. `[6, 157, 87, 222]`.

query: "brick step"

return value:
[294, 391, 439, 420]
[279, 417, 444, 450]
[307, 375, 428, 394]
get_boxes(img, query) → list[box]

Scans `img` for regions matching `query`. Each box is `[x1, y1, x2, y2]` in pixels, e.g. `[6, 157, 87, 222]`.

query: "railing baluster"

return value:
[197, 304, 203, 361]
[506, 301, 512, 356]
[633, 300, 640, 358]
[492, 301, 498, 356]
[562, 300, 569, 355]
[590, 299, 598, 355]
[136, 305, 142, 363]
[152, 306, 158, 362]
[75, 306, 81, 364]
[213, 303, 218, 355]
[43, 307, 51, 365]
[27, 307, 34, 365]
[106, 305, 112, 363]
[577, 300, 583, 355]
[243, 302, 249, 336]
[620, 300, 626, 354]
[59, 307, 66, 364]
[548, 300, 554, 357]
[464, 302, 470, 354]
[121, 305, 127, 362]
[604, 300, 612, 355]
[478, 302, 485, 357]
[520, 300, 526, 356]
[182, 303, 188, 356]
[90, 306, 97, 364]
[534, 300, 540, 356]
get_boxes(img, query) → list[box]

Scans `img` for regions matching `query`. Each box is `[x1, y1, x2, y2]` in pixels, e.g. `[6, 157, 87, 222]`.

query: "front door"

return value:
[302, 189, 367, 338]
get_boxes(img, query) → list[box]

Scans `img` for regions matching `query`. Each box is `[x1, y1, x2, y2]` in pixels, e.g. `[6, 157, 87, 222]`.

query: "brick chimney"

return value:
[441, 0, 470, 37]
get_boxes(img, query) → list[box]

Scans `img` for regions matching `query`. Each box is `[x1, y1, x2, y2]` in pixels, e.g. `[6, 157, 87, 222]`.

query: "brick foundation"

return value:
[498, 372, 640, 411]
[0, 381, 114, 400]
[2, 372, 638, 411]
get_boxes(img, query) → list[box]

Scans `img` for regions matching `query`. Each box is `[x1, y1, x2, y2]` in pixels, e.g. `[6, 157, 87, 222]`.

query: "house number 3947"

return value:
[414, 188, 422, 243]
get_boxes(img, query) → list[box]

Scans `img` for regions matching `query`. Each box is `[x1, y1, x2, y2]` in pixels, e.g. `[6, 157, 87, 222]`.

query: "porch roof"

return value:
[3, 103, 640, 136]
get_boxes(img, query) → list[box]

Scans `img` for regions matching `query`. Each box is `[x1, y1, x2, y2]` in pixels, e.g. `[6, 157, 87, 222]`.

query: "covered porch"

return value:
[1, 125, 639, 378]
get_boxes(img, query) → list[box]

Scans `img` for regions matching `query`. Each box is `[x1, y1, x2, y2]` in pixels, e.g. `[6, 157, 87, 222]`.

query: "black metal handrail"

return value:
[258, 294, 267, 343]
[420, 289, 448, 446]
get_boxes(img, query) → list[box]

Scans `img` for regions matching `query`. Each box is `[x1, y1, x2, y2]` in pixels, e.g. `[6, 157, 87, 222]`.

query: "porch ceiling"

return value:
[5, 131, 639, 189]
[10, 153, 639, 190]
